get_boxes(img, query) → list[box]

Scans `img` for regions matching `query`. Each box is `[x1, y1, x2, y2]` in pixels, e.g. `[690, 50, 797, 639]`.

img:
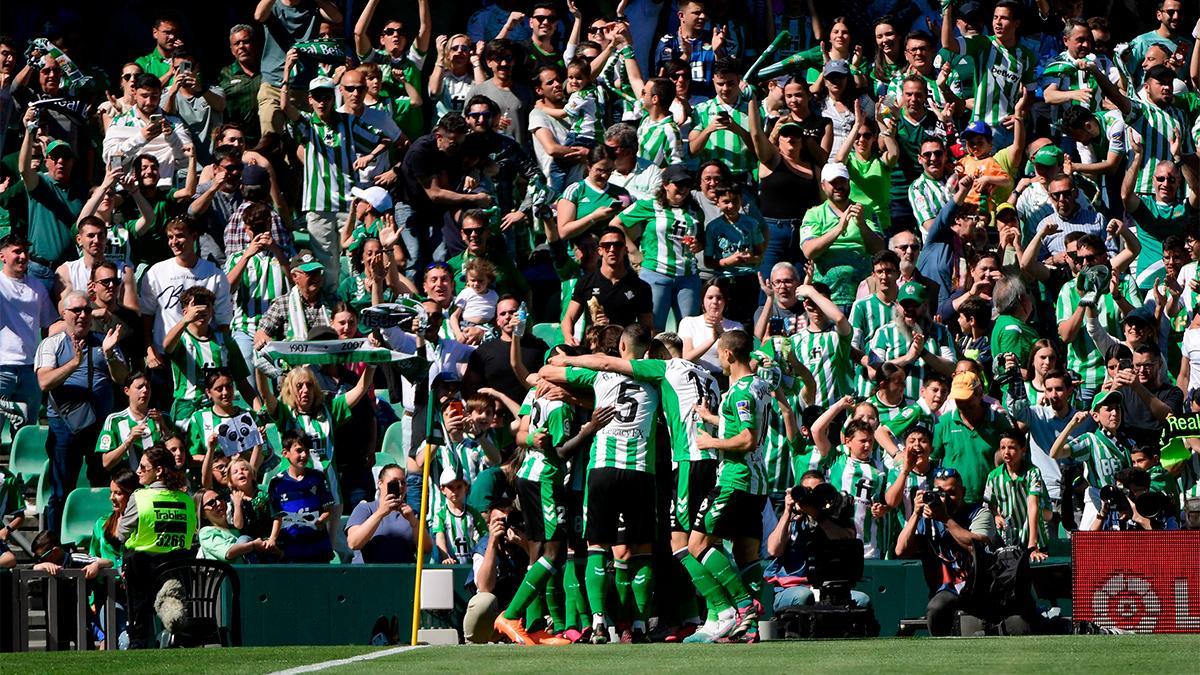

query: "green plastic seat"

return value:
[381, 422, 406, 461]
[8, 424, 48, 484]
[531, 322, 564, 349]
[35, 460, 87, 527]
[374, 452, 395, 468]
[61, 487, 112, 548]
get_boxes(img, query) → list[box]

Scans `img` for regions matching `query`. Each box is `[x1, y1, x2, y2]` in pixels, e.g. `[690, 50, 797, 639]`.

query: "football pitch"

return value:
[5, 636, 1200, 674]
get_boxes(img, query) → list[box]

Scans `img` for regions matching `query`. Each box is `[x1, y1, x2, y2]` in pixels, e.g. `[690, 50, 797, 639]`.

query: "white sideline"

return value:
[269, 645, 425, 674]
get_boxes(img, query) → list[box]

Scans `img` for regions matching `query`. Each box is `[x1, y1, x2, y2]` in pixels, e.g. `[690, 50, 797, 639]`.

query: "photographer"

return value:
[766, 471, 872, 612]
[464, 494, 529, 644]
[1091, 467, 1179, 531]
[345, 463, 432, 564]
[895, 467, 1005, 637]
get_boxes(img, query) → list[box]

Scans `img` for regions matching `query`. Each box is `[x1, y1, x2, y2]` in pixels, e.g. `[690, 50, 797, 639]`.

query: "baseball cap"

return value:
[958, 0, 987, 21]
[1032, 145, 1064, 167]
[961, 120, 992, 139]
[1091, 389, 1124, 411]
[290, 249, 324, 273]
[1145, 64, 1175, 84]
[1122, 304, 1156, 327]
[994, 202, 1017, 221]
[820, 162, 850, 182]
[241, 164, 269, 188]
[823, 60, 851, 77]
[777, 121, 804, 137]
[439, 466, 465, 488]
[949, 372, 982, 401]
[661, 164, 694, 186]
[350, 185, 394, 214]
[46, 140, 76, 158]
[897, 280, 927, 305]
[308, 76, 337, 92]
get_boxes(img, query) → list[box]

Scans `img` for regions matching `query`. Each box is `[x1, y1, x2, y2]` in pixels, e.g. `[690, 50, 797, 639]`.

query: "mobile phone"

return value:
[107, 154, 123, 171]
[447, 398, 465, 417]
[179, 61, 193, 74]
[1118, 358, 1132, 371]
[386, 480, 402, 500]
[768, 316, 785, 337]
[149, 113, 164, 125]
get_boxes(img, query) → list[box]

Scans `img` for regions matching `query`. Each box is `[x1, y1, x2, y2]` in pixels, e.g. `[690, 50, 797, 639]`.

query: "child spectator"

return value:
[547, 57, 602, 195]
[984, 430, 1051, 560]
[197, 487, 271, 563]
[433, 467, 483, 564]
[224, 202, 290, 372]
[1049, 390, 1134, 530]
[451, 258, 500, 342]
[268, 432, 335, 564]
[704, 184, 765, 323]
[163, 286, 255, 429]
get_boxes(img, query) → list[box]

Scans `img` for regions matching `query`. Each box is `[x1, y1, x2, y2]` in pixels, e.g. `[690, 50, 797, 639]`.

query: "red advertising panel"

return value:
[1073, 531, 1200, 633]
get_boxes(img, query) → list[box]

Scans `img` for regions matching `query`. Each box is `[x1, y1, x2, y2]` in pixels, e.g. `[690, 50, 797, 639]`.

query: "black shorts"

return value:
[670, 459, 720, 533]
[584, 467, 657, 546]
[515, 477, 568, 543]
[693, 483, 768, 541]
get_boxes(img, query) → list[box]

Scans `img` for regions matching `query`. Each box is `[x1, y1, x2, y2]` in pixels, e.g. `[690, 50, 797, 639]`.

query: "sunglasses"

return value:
[932, 467, 959, 479]
[122, 73, 139, 81]
[920, 151, 944, 159]
[450, 45, 471, 52]
[342, 85, 366, 93]
[381, 27, 404, 36]
[895, 243, 921, 250]
[461, 227, 485, 237]
[1155, 175, 1178, 183]
[489, 56, 513, 64]
[588, 26, 606, 34]
[1048, 190, 1074, 200]
[311, 91, 335, 101]
[426, 261, 453, 272]
[668, 72, 688, 81]
[466, 111, 493, 119]
[598, 241, 625, 250]
[204, 497, 224, 509]
[531, 14, 556, 22]
[93, 277, 119, 287]
[65, 305, 92, 315]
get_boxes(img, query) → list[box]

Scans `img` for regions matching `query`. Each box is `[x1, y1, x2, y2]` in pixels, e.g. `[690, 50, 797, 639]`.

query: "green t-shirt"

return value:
[26, 172, 83, 264]
[167, 328, 249, 404]
[931, 408, 1013, 504]
[846, 153, 893, 232]
[798, 202, 877, 306]
[560, 178, 630, 231]
[272, 394, 353, 471]
[1132, 197, 1197, 290]
[990, 315, 1039, 366]
[516, 388, 572, 482]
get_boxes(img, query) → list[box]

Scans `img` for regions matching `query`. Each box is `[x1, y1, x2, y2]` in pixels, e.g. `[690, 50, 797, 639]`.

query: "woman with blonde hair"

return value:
[428, 33, 484, 124]
[257, 364, 376, 527]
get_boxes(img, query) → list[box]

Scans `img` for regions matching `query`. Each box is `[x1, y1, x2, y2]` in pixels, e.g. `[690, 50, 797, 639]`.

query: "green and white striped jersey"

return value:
[272, 395, 353, 471]
[440, 436, 488, 485]
[168, 329, 249, 404]
[821, 446, 887, 559]
[984, 463, 1049, 547]
[95, 408, 163, 468]
[565, 367, 660, 474]
[1055, 276, 1137, 391]
[637, 114, 685, 168]
[561, 178, 631, 224]
[630, 358, 720, 462]
[1123, 96, 1193, 196]
[1043, 51, 1104, 112]
[762, 375, 804, 493]
[288, 111, 386, 212]
[690, 97, 758, 175]
[848, 294, 896, 395]
[619, 198, 702, 277]
[869, 394, 914, 428]
[908, 173, 951, 227]
[186, 406, 254, 457]
[870, 321, 958, 399]
[715, 374, 772, 496]
[516, 388, 572, 482]
[886, 465, 930, 522]
[596, 50, 638, 120]
[225, 251, 289, 334]
[790, 325, 852, 407]
[431, 504, 483, 562]
[956, 35, 1036, 126]
[1066, 429, 1131, 490]
[885, 72, 950, 109]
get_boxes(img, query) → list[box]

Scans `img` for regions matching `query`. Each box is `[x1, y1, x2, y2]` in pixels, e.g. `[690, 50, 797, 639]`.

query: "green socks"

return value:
[630, 554, 655, 622]
[503, 556, 556, 621]
[739, 560, 764, 608]
[546, 567, 565, 632]
[677, 548, 731, 615]
[563, 554, 582, 630]
[613, 558, 632, 621]
[701, 547, 751, 608]
[584, 549, 609, 621]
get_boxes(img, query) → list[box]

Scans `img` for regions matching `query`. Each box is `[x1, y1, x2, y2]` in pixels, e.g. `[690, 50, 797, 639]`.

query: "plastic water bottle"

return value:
[514, 302, 528, 337]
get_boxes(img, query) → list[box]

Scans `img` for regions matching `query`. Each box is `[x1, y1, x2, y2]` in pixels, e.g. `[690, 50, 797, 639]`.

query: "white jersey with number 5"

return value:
[565, 367, 660, 474]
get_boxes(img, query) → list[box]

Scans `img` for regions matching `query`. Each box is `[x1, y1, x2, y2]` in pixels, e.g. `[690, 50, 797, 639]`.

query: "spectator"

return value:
[463, 297, 548, 401]
[197, 487, 271, 563]
[267, 431, 334, 563]
[931, 371, 1012, 505]
[102, 74, 193, 190]
[346, 463, 432, 564]
[163, 51, 226, 166]
[18, 113, 86, 292]
[467, 40, 533, 145]
[679, 278, 742, 375]
[254, 0, 341, 135]
[799, 162, 885, 309]
[429, 34, 483, 124]
[0, 235, 55, 433]
[560, 226, 653, 345]
[218, 25, 263, 145]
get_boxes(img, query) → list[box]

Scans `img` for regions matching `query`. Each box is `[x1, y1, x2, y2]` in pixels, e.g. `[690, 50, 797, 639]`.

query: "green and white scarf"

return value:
[261, 338, 429, 381]
[285, 287, 329, 341]
[25, 39, 93, 92]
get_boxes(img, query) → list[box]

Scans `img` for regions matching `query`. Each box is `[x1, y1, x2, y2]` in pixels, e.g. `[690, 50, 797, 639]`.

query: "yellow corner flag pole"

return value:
[411, 440, 434, 646]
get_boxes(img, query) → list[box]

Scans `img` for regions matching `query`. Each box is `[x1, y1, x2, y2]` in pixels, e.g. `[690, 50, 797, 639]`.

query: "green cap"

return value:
[289, 249, 324, 274]
[45, 140, 76, 158]
[1090, 389, 1124, 411]
[1032, 145, 1064, 167]
[897, 280, 927, 305]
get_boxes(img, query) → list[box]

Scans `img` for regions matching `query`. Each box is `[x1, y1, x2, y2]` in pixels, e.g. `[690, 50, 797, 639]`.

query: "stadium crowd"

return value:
[0, 0, 1199, 649]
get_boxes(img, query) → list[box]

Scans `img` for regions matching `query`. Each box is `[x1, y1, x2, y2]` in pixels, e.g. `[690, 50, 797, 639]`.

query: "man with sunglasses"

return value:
[1122, 136, 1199, 293]
[499, 3, 564, 79]
[560, 226, 652, 345]
[36, 290, 127, 532]
[354, 0, 432, 140]
[467, 40, 533, 146]
[1031, 174, 1108, 258]
[1124, 0, 1192, 89]
[908, 138, 952, 234]
[446, 209, 529, 301]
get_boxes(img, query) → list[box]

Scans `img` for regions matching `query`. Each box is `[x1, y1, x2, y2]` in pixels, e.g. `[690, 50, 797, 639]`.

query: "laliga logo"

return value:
[1092, 573, 1161, 632]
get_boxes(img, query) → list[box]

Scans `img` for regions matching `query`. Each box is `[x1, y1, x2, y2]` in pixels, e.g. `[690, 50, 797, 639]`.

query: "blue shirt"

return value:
[268, 470, 334, 562]
[33, 331, 120, 422]
[653, 34, 720, 98]
[705, 214, 765, 278]
[346, 499, 418, 564]
[916, 199, 962, 305]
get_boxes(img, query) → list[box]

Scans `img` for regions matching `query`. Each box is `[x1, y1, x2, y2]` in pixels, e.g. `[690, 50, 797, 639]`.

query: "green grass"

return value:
[5, 636, 1200, 674]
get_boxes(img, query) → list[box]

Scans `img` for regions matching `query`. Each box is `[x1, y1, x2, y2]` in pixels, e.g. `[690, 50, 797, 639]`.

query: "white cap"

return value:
[350, 186, 394, 214]
[821, 162, 850, 182]
[308, 76, 337, 92]
[439, 466, 463, 487]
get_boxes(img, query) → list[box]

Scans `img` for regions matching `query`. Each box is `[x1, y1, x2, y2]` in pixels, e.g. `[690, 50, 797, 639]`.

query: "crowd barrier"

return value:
[1073, 531, 1200, 633]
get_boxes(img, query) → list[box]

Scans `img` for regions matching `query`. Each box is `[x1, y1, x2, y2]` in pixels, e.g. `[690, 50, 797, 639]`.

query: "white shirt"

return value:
[1184, 327, 1200, 393]
[608, 157, 663, 201]
[138, 257, 233, 350]
[454, 287, 499, 323]
[102, 109, 193, 186]
[528, 107, 582, 185]
[677, 315, 742, 375]
[0, 272, 55, 365]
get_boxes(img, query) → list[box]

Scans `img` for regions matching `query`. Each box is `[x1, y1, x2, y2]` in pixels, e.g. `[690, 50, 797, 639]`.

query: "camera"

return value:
[993, 352, 1023, 389]
[924, 487, 948, 510]
[1099, 484, 1131, 516]
[791, 482, 843, 517]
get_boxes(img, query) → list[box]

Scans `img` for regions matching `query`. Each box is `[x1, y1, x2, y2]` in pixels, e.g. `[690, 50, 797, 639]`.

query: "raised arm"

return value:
[810, 395, 854, 457]
[254, 0, 276, 24]
[353, 0, 380, 56]
[747, 88, 779, 168]
[1121, 138, 1143, 214]
[941, 6, 959, 53]
[343, 364, 378, 408]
